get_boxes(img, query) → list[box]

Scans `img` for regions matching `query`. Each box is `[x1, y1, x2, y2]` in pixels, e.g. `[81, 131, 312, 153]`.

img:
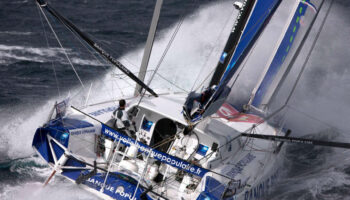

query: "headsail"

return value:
[194, 0, 282, 119]
[248, 0, 323, 110]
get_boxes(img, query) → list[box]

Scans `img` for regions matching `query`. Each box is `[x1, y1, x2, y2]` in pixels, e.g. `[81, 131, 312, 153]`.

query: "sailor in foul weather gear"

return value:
[183, 85, 216, 119]
[112, 99, 136, 138]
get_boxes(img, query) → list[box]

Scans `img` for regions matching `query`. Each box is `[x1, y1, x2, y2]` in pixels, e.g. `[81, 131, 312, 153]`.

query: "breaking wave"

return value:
[0, 44, 105, 66]
[0, 31, 34, 36]
[0, 0, 349, 199]
[0, 2, 236, 199]
[0, 157, 94, 200]
[266, 130, 350, 200]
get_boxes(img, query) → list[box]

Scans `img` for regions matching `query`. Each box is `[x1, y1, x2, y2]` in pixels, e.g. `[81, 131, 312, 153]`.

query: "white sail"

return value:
[248, 0, 323, 110]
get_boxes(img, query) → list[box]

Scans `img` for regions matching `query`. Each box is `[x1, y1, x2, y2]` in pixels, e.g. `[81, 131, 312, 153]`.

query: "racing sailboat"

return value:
[32, 0, 348, 199]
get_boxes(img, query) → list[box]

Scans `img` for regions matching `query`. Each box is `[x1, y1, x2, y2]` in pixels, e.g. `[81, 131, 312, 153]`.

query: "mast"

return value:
[134, 0, 163, 96]
[209, 0, 256, 87]
[36, 0, 158, 97]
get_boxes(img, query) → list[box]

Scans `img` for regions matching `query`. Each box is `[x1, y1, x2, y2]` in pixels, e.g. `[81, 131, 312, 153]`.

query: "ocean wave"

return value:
[0, 31, 33, 36]
[0, 181, 96, 200]
[0, 44, 66, 57]
[266, 130, 350, 200]
[0, 45, 110, 67]
[0, 101, 56, 159]
[0, 51, 47, 63]
[0, 156, 93, 200]
[70, 57, 107, 67]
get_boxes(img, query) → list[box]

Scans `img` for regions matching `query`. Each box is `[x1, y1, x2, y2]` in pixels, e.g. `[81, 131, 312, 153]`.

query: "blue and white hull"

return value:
[32, 94, 283, 200]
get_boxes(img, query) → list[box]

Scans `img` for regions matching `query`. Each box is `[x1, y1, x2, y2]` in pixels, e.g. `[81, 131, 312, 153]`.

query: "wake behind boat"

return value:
[31, 0, 349, 199]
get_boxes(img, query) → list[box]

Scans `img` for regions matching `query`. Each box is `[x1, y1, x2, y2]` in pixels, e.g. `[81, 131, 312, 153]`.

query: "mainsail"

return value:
[248, 0, 323, 110]
[188, 0, 325, 121]
[199, 0, 282, 118]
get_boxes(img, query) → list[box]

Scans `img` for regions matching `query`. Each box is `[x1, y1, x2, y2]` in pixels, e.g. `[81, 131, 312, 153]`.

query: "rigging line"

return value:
[65, 155, 169, 200]
[64, 22, 109, 69]
[67, 27, 107, 68]
[37, 5, 61, 98]
[45, 125, 118, 152]
[74, 34, 140, 100]
[155, 72, 188, 92]
[147, 20, 180, 84]
[112, 70, 155, 77]
[96, 39, 140, 71]
[136, 0, 200, 104]
[194, 66, 217, 91]
[50, 12, 120, 103]
[264, 0, 328, 107]
[194, 120, 257, 168]
[37, 3, 85, 89]
[239, 0, 329, 134]
[99, 41, 139, 68]
[190, 5, 237, 92]
[38, 1, 157, 97]
[147, 0, 200, 86]
[70, 106, 238, 184]
[136, 10, 188, 105]
[284, 0, 333, 106]
[229, 29, 260, 89]
[224, 1, 280, 60]
[114, 77, 125, 97]
[67, 105, 173, 152]
[287, 104, 350, 133]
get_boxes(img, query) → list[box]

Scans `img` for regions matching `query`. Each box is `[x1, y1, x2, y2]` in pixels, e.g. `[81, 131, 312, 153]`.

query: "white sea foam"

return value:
[0, 99, 58, 159]
[0, 0, 235, 158]
[0, 51, 47, 63]
[0, 45, 62, 64]
[0, 45, 64, 56]
[70, 57, 106, 66]
[1, 1, 349, 199]
[0, 31, 33, 36]
[85, 1, 237, 105]
[0, 44, 105, 66]
[1, 181, 96, 200]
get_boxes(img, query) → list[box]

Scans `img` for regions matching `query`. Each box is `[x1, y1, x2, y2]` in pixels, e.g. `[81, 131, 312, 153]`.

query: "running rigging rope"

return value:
[191, 6, 236, 92]
[241, 0, 330, 133]
[37, 3, 85, 89]
[37, 5, 61, 97]
[214, 0, 334, 157]
[190, 0, 333, 165]
[136, 1, 193, 106]
[284, 0, 333, 105]
[61, 21, 118, 102]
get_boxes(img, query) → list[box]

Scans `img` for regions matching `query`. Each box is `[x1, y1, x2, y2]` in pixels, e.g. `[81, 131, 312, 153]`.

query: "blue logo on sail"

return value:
[219, 52, 228, 64]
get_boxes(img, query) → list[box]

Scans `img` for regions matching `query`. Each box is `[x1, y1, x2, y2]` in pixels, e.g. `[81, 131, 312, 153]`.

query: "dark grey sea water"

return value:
[1, 0, 350, 199]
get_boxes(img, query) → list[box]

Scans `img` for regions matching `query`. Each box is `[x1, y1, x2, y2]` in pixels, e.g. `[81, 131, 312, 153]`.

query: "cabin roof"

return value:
[136, 93, 188, 125]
